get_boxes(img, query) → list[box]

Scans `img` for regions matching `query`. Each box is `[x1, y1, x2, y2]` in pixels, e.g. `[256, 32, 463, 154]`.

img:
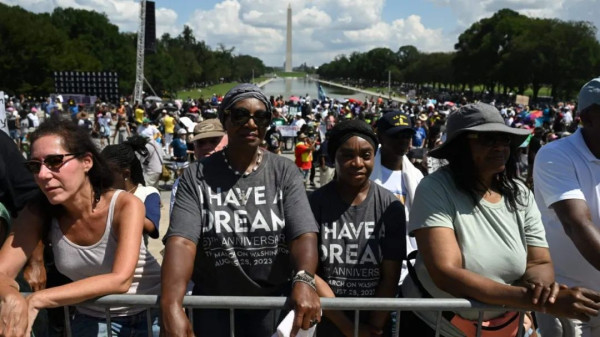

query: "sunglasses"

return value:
[226, 108, 271, 128]
[24, 153, 82, 174]
[467, 133, 511, 147]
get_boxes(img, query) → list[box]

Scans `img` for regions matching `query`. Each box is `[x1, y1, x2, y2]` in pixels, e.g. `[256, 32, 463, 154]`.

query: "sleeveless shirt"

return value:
[50, 190, 161, 317]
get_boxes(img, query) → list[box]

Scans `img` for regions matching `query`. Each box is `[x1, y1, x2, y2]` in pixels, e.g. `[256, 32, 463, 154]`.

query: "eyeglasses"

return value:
[24, 153, 82, 174]
[467, 133, 511, 147]
[225, 108, 271, 128]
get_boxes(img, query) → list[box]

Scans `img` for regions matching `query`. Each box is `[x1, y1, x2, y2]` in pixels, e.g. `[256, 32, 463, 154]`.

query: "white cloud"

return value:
[184, 0, 453, 66]
[12, 0, 597, 68]
[428, 0, 600, 36]
[0, 0, 178, 36]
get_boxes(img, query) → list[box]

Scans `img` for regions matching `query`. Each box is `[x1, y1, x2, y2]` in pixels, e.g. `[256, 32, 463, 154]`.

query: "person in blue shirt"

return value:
[412, 117, 427, 148]
[169, 128, 189, 178]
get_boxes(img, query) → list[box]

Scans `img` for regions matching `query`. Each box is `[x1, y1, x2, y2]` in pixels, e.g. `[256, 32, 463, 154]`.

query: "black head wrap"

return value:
[219, 83, 272, 124]
[327, 119, 379, 160]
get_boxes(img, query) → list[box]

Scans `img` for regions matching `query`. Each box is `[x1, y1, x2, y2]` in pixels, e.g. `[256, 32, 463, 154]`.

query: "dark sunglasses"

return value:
[467, 133, 511, 147]
[24, 153, 83, 174]
[226, 108, 271, 128]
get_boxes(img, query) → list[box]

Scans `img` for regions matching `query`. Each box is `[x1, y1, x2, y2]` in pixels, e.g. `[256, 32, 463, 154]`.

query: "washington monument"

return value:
[285, 3, 292, 72]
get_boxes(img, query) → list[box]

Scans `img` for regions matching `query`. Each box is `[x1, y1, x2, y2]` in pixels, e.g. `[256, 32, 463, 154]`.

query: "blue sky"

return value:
[2, 0, 599, 67]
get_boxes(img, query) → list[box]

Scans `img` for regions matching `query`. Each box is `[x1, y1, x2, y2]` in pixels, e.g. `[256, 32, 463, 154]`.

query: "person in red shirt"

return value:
[295, 133, 315, 186]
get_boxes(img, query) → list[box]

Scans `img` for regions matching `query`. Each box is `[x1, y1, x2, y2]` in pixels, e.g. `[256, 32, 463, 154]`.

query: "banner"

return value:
[0, 92, 7, 136]
[276, 125, 300, 138]
[515, 95, 529, 106]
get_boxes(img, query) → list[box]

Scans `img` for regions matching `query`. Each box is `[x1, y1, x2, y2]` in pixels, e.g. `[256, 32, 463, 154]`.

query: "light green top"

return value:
[406, 167, 547, 320]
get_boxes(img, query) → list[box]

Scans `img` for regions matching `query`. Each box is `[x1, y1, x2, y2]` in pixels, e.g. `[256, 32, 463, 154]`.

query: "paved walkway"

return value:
[313, 78, 406, 103]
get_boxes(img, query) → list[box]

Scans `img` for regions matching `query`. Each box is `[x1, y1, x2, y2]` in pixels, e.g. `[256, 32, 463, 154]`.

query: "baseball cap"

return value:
[376, 111, 414, 136]
[191, 119, 226, 142]
[577, 77, 600, 113]
[177, 128, 187, 135]
[142, 118, 151, 124]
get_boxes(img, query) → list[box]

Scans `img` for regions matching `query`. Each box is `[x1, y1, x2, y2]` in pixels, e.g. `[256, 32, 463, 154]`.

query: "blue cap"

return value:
[578, 77, 600, 113]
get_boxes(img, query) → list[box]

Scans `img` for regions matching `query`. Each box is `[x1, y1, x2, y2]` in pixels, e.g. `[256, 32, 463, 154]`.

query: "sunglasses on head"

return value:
[226, 108, 271, 128]
[467, 133, 511, 147]
[24, 153, 83, 174]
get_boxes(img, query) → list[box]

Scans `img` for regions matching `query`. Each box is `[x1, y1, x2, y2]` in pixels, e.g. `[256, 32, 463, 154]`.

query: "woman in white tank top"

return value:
[0, 116, 161, 337]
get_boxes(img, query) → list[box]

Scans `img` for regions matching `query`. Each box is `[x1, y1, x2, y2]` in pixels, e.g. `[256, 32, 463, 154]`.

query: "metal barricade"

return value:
[51, 295, 528, 337]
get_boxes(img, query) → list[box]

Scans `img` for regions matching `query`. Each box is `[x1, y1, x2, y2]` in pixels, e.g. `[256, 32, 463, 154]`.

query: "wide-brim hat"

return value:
[429, 102, 530, 159]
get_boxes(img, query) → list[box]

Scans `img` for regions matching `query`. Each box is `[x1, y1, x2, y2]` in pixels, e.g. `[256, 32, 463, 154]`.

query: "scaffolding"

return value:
[132, 0, 146, 105]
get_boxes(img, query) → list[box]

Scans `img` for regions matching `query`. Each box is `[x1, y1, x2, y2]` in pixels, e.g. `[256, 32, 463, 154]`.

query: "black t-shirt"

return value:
[309, 182, 406, 297]
[0, 131, 41, 216]
[167, 151, 319, 296]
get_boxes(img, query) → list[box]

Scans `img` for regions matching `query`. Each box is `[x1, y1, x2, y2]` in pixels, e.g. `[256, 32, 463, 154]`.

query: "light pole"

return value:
[388, 70, 392, 100]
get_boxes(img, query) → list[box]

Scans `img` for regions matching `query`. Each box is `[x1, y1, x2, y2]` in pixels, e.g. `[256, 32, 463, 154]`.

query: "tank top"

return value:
[49, 190, 161, 317]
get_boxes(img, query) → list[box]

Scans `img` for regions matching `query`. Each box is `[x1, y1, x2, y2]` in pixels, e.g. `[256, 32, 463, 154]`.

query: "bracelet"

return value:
[293, 270, 317, 292]
[292, 278, 317, 292]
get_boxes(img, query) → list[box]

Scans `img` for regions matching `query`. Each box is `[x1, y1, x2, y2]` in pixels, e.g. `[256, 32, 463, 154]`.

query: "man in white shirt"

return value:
[137, 118, 160, 140]
[534, 77, 600, 337]
[370, 110, 424, 285]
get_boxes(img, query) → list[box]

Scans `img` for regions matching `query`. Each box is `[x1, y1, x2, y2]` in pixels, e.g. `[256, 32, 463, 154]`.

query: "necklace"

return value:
[127, 185, 137, 194]
[222, 147, 263, 177]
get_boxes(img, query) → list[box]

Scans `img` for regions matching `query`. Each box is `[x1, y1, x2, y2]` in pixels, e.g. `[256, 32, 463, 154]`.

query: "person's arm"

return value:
[518, 246, 559, 305]
[552, 199, 600, 270]
[533, 148, 600, 268]
[288, 233, 321, 337]
[160, 236, 196, 337]
[415, 227, 600, 319]
[0, 201, 46, 336]
[368, 260, 401, 331]
[26, 193, 145, 311]
[23, 240, 47, 291]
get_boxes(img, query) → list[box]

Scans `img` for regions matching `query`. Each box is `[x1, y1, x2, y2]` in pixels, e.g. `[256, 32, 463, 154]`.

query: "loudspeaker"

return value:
[145, 1, 156, 53]
[53, 71, 120, 103]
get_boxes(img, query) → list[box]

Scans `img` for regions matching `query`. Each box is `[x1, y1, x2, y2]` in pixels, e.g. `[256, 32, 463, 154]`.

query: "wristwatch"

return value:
[293, 270, 316, 291]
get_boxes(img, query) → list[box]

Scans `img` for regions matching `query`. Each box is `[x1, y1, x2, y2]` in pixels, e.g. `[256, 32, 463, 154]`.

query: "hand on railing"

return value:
[0, 289, 28, 337]
[289, 282, 321, 337]
[160, 307, 194, 337]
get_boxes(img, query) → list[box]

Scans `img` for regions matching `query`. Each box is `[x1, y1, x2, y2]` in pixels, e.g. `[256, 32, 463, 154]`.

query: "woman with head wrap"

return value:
[161, 83, 321, 336]
[308, 119, 406, 336]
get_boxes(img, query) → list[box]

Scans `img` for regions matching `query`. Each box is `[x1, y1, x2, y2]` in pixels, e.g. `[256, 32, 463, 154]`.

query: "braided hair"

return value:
[101, 136, 149, 186]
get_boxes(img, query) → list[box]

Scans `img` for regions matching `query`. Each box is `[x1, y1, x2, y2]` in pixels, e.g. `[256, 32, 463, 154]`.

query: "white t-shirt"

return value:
[137, 125, 159, 139]
[533, 128, 600, 289]
[379, 166, 407, 204]
[376, 165, 415, 285]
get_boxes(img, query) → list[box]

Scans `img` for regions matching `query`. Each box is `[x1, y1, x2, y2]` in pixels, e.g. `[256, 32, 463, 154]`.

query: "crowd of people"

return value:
[0, 77, 599, 337]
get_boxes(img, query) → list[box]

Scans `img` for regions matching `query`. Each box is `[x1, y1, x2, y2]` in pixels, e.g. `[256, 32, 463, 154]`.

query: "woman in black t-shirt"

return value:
[309, 119, 406, 337]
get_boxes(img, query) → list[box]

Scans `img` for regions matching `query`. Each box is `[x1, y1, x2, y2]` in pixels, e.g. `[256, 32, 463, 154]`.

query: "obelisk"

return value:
[285, 3, 292, 72]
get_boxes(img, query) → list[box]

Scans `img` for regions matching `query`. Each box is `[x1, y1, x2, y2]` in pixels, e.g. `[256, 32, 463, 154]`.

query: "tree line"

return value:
[316, 9, 600, 100]
[0, 4, 267, 98]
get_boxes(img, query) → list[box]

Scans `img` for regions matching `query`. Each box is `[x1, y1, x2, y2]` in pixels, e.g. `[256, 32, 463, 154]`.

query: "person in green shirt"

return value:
[401, 102, 600, 337]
